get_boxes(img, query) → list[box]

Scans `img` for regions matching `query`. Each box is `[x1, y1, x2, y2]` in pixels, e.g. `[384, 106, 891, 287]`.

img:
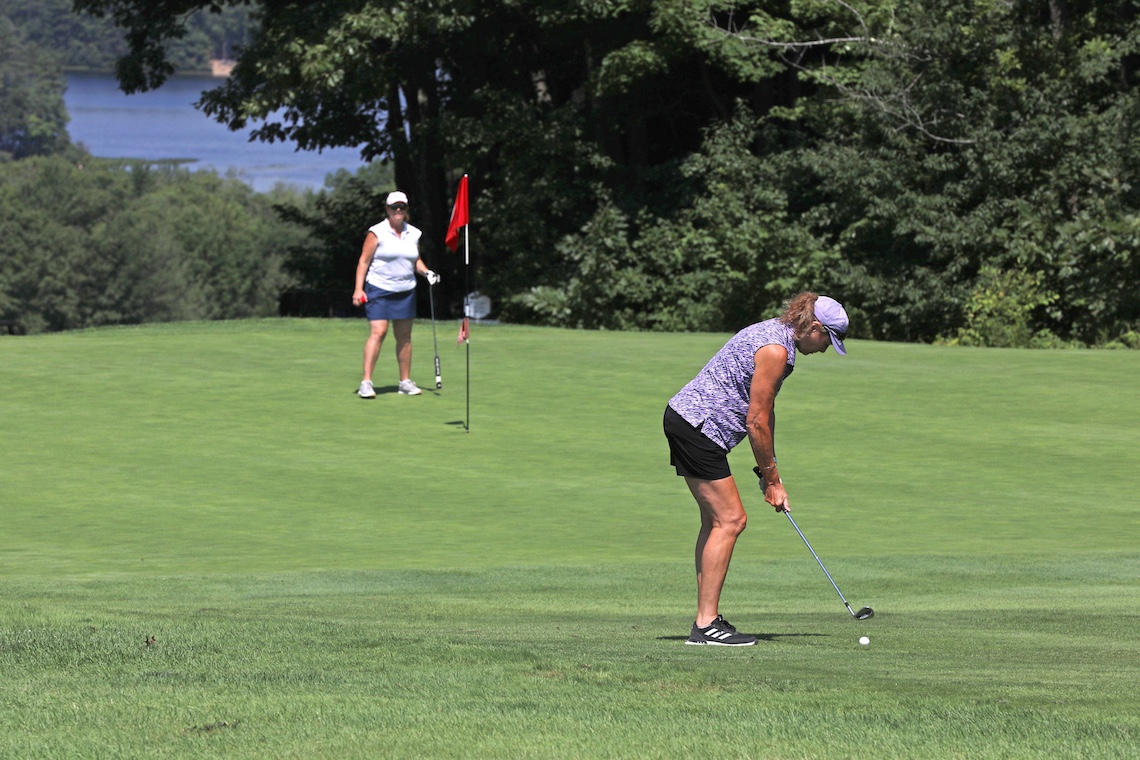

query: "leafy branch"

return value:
[707, 0, 977, 144]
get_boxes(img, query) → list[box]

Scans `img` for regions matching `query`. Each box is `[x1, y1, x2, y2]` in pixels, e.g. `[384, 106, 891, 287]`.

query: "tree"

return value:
[507, 106, 837, 331]
[713, 0, 1140, 343]
[72, 0, 1140, 342]
[268, 162, 409, 317]
[1, 0, 127, 70]
[0, 16, 70, 159]
[71, 0, 799, 321]
[0, 156, 304, 333]
[4, 0, 254, 72]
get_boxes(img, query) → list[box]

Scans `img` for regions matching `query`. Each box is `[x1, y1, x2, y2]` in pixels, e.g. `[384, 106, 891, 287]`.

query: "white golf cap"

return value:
[386, 191, 409, 205]
[814, 295, 849, 355]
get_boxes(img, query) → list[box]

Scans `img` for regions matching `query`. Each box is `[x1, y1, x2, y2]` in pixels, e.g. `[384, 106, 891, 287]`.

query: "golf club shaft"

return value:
[783, 510, 854, 613]
[428, 283, 441, 388]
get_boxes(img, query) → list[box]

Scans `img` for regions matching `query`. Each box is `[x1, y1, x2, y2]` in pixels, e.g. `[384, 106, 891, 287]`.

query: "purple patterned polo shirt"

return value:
[668, 318, 797, 451]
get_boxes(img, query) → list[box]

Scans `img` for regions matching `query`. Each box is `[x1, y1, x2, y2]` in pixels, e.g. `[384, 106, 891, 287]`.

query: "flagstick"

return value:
[464, 217, 471, 433]
[447, 173, 471, 432]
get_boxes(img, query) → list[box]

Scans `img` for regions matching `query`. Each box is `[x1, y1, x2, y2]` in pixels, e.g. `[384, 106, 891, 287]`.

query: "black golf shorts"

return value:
[663, 405, 731, 481]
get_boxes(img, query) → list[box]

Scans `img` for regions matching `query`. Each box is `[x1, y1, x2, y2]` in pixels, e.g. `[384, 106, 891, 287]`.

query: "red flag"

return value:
[457, 317, 469, 346]
[445, 175, 469, 252]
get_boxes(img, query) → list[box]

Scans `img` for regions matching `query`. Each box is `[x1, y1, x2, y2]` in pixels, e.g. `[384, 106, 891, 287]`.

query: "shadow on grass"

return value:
[657, 633, 829, 642]
[351, 384, 444, 397]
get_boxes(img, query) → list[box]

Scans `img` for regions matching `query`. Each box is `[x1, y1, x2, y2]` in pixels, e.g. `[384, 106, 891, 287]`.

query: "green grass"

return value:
[1, 320, 1138, 757]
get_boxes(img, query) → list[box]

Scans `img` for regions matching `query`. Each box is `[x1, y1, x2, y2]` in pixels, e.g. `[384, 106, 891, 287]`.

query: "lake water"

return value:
[64, 73, 368, 193]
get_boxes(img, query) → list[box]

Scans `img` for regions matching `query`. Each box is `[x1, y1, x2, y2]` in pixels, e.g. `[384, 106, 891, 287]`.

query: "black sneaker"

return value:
[686, 615, 757, 646]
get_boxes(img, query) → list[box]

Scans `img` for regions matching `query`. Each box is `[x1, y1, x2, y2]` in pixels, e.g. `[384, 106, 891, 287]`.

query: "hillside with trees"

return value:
[2, 2, 313, 335]
[66, 0, 1137, 347]
[2, 0, 1137, 347]
[0, 156, 308, 333]
[0, 15, 70, 159]
[0, 0, 251, 72]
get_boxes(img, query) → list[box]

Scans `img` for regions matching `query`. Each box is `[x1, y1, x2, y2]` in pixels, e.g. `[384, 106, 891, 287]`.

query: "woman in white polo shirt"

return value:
[352, 191, 440, 398]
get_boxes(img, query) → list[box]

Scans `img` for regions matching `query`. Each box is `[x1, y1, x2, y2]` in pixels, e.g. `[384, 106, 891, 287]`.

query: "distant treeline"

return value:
[4, 0, 1140, 349]
[0, 158, 298, 333]
[0, 0, 251, 72]
[1, 1, 402, 335]
[61, 0, 1139, 349]
[0, 152, 403, 334]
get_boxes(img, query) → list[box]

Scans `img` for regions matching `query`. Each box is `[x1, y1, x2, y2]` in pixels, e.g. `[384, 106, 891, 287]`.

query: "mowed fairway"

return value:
[2, 319, 1137, 758]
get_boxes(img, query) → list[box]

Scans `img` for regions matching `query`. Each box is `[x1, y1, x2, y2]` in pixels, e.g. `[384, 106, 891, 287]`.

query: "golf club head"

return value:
[854, 606, 874, 620]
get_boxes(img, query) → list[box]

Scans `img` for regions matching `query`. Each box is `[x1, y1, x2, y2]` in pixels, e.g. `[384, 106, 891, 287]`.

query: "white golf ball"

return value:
[859, 636, 870, 646]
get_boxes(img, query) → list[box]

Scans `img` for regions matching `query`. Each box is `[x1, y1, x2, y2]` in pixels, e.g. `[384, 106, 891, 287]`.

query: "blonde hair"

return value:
[778, 292, 820, 339]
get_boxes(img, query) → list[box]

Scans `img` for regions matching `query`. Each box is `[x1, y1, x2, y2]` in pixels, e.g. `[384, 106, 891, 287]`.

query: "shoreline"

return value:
[63, 66, 231, 79]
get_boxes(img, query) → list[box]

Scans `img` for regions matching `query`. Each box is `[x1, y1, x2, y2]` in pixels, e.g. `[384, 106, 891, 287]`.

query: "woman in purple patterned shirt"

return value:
[663, 292, 849, 646]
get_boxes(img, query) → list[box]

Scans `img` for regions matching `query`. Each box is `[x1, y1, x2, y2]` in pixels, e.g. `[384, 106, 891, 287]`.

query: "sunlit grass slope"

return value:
[1, 320, 1137, 758]
[3, 319, 1137, 575]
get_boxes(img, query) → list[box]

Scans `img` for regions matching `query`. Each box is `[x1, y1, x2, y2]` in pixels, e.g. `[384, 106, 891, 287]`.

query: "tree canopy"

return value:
[0, 15, 70, 159]
[2, 0, 253, 72]
[65, 0, 1140, 345]
[0, 156, 305, 333]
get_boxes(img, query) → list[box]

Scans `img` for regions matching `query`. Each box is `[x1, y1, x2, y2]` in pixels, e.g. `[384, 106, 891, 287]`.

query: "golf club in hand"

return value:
[783, 510, 874, 619]
[428, 282, 442, 389]
[755, 467, 873, 620]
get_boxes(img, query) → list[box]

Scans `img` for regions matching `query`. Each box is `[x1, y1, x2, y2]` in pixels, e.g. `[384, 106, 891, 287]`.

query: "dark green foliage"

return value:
[449, 92, 617, 321]
[70, 0, 796, 327]
[7, 0, 1136, 345]
[1, 0, 127, 69]
[273, 162, 394, 292]
[1, 0, 251, 73]
[948, 265, 1058, 348]
[0, 156, 304, 333]
[506, 108, 836, 331]
[737, 0, 1140, 345]
[0, 16, 71, 159]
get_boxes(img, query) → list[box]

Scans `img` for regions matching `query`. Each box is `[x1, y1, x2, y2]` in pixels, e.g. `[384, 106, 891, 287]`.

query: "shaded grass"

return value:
[1, 320, 1138, 757]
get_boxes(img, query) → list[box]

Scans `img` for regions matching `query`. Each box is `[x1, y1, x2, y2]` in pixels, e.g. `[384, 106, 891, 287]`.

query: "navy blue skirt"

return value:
[363, 284, 416, 321]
